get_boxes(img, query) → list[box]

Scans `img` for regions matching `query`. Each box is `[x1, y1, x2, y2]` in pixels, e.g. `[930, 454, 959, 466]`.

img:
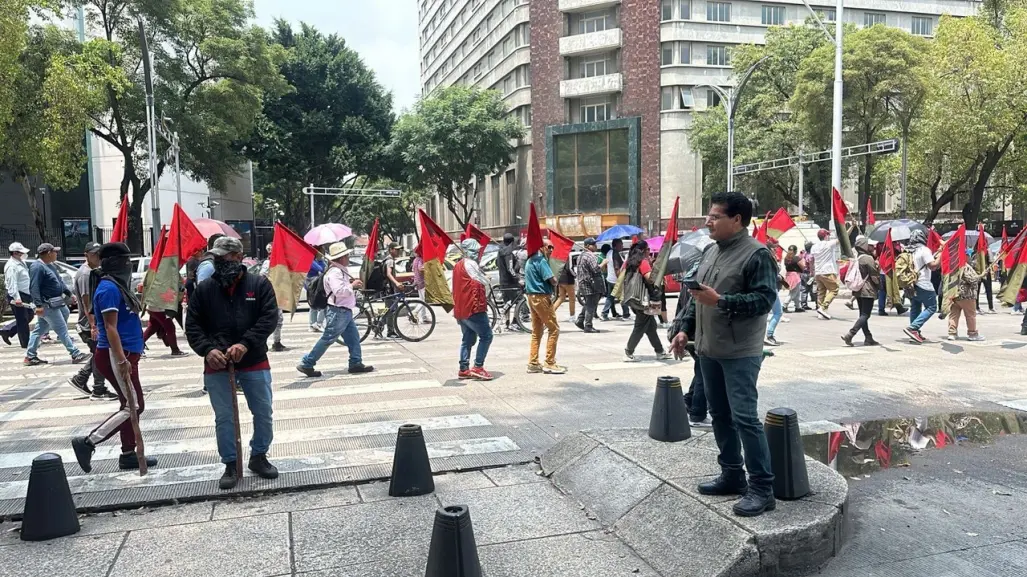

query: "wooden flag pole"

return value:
[118, 359, 147, 476]
[228, 362, 244, 481]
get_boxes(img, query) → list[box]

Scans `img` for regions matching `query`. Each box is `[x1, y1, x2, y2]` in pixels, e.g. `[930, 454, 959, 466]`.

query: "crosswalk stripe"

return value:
[996, 399, 1027, 411]
[0, 378, 444, 422]
[583, 360, 680, 371]
[0, 436, 520, 500]
[800, 348, 870, 358]
[0, 414, 493, 469]
[0, 396, 469, 442]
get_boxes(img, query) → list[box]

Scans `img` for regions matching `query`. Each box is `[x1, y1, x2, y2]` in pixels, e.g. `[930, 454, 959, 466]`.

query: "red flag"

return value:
[526, 203, 543, 256]
[940, 225, 967, 275]
[651, 197, 680, 288]
[664, 197, 680, 246]
[144, 204, 206, 312]
[418, 209, 455, 262]
[111, 195, 130, 243]
[832, 188, 849, 227]
[547, 229, 574, 264]
[927, 228, 944, 253]
[879, 229, 896, 275]
[1001, 225, 1009, 253]
[269, 222, 318, 312]
[1003, 227, 1027, 269]
[766, 208, 795, 239]
[417, 210, 454, 311]
[975, 224, 988, 255]
[463, 222, 491, 259]
[866, 198, 876, 226]
[148, 226, 168, 272]
[753, 212, 770, 244]
[359, 218, 380, 286]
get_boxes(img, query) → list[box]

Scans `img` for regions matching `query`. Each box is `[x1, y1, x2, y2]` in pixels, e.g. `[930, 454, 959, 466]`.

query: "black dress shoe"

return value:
[732, 489, 776, 517]
[1, 332, 10, 346]
[248, 454, 279, 479]
[119, 452, 158, 470]
[72, 436, 95, 473]
[583, 328, 600, 334]
[271, 342, 287, 352]
[348, 363, 374, 374]
[296, 364, 322, 378]
[220, 463, 239, 490]
[697, 473, 748, 496]
[1021, 327, 1027, 336]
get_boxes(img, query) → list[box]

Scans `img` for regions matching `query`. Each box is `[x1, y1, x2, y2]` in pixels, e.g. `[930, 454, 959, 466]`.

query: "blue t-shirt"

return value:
[93, 279, 145, 353]
[524, 254, 554, 295]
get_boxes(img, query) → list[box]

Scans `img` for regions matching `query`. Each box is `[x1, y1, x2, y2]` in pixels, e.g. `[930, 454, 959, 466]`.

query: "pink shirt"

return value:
[325, 265, 357, 310]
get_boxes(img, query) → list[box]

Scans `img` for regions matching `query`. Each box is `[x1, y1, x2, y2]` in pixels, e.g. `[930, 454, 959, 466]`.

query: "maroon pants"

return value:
[88, 350, 145, 453]
[143, 311, 180, 352]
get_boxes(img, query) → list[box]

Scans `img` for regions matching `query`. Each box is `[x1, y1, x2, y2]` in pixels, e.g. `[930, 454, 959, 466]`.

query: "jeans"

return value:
[301, 306, 362, 369]
[204, 369, 273, 463]
[908, 286, 938, 331]
[458, 312, 493, 370]
[273, 309, 283, 344]
[626, 313, 663, 355]
[72, 331, 108, 393]
[684, 355, 707, 421]
[576, 293, 600, 330]
[799, 272, 811, 307]
[699, 355, 774, 492]
[766, 296, 783, 337]
[309, 307, 326, 327]
[26, 305, 79, 359]
[848, 297, 875, 339]
[527, 294, 559, 367]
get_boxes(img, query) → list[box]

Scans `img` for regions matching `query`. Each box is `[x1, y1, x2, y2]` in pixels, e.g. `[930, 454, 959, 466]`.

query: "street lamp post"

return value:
[698, 56, 768, 193]
[830, 0, 844, 216]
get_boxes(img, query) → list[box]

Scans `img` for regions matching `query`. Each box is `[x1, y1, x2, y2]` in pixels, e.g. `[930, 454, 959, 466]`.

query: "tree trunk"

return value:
[18, 174, 47, 241]
[966, 139, 1013, 229]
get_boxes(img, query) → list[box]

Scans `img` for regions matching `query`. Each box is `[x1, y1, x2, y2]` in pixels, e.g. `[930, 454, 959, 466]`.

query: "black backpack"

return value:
[365, 259, 389, 292]
[307, 268, 330, 309]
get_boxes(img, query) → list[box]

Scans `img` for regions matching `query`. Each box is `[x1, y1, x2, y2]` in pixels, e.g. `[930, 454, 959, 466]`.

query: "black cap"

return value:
[98, 242, 131, 259]
[503, 233, 515, 243]
[583, 237, 597, 246]
[84, 242, 101, 255]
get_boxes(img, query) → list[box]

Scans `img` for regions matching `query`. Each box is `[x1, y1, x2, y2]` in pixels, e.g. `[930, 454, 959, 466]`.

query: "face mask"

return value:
[213, 258, 246, 288]
[101, 256, 133, 288]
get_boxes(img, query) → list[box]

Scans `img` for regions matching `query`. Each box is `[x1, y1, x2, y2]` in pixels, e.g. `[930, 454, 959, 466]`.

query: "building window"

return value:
[816, 9, 836, 22]
[707, 2, 731, 22]
[504, 75, 514, 94]
[661, 86, 695, 111]
[911, 16, 933, 36]
[761, 5, 784, 25]
[661, 42, 674, 66]
[582, 57, 608, 78]
[680, 42, 691, 64]
[661, 0, 674, 21]
[581, 102, 609, 123]
[661, 42, 691, 66]
[707, 88, 722, 108]
[490, 173, 501, 225]
[553, 129, 631, 214]
[678, 0, 692, 19]
[580, 10, 610, 33]
[864, 12, 885, 27]
[707, 45, 729, 66]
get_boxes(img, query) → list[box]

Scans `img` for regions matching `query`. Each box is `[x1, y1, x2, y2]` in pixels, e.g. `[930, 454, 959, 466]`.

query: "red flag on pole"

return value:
[880, 229, 896, 275]
[754, 212, 770, 244]
[360, 218, 380, 286]
[766, 208, 795, 239]
[144, 204, 206, 313]
[652, 197, 679, 287]
[940, 225, 967, 275]
[1001, 225, 1009, 253]
[148, 226, 168, 272]
[927, 227, 944, 253]
[832, 188, 849, 227]
[417, 209, 454, 311]
[463, 222, 491, 258]
[526, 203, 543, 256]
[269, 222, 319, 313]
[866, 198, 876, 226]
[546, 228, 575, 275]
[111, 195, 130, 244]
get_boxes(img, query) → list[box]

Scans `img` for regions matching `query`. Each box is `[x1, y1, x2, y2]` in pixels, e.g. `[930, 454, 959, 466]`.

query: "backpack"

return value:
[365, 259, 388, 292]
[843, 258, 866, 292]
[307, 268, 330, 310]
[894, 252, 919, 289]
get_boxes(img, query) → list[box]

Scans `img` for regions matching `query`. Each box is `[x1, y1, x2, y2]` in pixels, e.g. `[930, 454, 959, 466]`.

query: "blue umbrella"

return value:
[596, 224, 645, 242]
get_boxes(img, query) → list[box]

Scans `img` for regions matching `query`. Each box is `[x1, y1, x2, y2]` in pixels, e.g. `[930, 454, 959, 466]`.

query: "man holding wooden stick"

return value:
[186, 237, 280, 490]
[72, 242, 156, 475]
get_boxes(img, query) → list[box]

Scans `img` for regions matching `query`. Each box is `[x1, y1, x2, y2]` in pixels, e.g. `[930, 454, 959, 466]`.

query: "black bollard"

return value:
[389, 424, 435, 497]
[765, 408, 810, 500]
[21, 453, 79, 541]
[648, 375, 691, 442]
[424, 505, 482, 577]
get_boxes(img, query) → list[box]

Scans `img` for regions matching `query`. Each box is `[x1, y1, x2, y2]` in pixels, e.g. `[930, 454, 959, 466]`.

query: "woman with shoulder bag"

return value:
[622, 241, 670, 362]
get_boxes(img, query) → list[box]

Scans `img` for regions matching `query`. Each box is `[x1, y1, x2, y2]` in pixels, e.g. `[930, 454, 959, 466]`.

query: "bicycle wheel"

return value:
[486, 301, 500, 330]
[393, 299, 436, 342]
[336, 303, 374, 345]
[514, 298, 532, 332]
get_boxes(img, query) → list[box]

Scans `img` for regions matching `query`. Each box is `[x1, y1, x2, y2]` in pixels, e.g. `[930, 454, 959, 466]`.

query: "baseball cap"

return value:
[583, 237, 597, 247]
[209, 236, 244, 257]
[84, 242, 102, 255]
[8, 242, 28, 254]
[36, 243, 60, 255]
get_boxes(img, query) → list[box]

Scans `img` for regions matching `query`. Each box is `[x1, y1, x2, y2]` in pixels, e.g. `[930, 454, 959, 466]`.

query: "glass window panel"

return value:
[661, 0, 674, 21]
[678, 0, 691, 19]
[662, 43, 674, 66]
[554, 135, 577, 214]
[608, 129, 629, 212]
[577, 131, 607, 213]
[679, 42, 690, 64]
[680, 87, 695, 108]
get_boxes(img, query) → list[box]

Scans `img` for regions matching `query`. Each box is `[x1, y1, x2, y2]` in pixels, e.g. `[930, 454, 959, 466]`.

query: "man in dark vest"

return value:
[670, 191, 778, 517]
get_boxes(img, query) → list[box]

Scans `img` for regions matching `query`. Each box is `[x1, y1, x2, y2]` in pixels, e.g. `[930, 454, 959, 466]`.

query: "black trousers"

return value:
[625, 313, 663, 355]
[11, 293, 32, 348]
[978, 273, 994, 311]
[847, 297, 875, 339]
[576, 294, 600, 330]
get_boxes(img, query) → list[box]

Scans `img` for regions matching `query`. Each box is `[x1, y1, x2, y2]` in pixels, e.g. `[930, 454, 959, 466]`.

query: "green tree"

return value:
[0, 0, 31, 149]
[0, 24, 127, 239]
[76, 0, 288, 251]
[246, 20, 398, 232]
[392, 85, 524, 230]
[792, 24, 927, 224]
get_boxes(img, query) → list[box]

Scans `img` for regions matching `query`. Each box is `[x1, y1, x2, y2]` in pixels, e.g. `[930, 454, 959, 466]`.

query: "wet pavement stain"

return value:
[801, 411, 1027, 477]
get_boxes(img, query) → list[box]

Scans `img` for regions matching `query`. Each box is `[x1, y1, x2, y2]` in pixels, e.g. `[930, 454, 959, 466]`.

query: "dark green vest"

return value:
[694, 229, 767, 359]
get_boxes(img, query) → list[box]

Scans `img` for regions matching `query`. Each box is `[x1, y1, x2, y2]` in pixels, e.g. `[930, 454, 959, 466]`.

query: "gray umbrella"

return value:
[667, 230, 714, 275]
[943, 229, 995, 247]
[868, 219, 927, 243]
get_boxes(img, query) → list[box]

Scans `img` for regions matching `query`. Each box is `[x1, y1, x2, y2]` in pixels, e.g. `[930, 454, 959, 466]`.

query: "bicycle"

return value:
[340, 288, 436, 344]
[485, 283, 533, 332]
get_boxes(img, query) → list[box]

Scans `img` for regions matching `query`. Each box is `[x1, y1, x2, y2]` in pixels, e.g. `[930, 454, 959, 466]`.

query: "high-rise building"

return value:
[419, 0, 980, 235]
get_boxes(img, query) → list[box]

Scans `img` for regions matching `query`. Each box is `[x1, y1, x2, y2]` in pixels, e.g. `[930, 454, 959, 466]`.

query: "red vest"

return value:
[453, 260, 487, 320]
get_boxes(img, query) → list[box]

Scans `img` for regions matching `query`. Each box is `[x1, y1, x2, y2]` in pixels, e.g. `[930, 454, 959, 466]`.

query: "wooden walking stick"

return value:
[228, 362, 244, 480]
[118, 358, 147, 476]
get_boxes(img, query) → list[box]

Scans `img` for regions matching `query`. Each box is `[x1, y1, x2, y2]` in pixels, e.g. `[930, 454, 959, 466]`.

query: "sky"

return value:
[252, 0, 421, 113]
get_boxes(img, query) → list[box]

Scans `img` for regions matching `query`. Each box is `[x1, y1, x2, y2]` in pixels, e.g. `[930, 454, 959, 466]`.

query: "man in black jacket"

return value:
[185, 237, 280, 490]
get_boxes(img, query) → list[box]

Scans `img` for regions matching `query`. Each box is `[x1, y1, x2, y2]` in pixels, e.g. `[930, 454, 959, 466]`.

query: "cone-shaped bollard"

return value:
[648, 376, 691, 442]
[424, 505, 482, 577]
[766, 408, 810, 500]
[389, 424, 435, 497]
[21, 453, 79, 541]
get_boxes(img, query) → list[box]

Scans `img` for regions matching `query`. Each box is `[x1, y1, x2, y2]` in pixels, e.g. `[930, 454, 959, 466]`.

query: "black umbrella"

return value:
[868, 219, 927, 243]
[667, 230, 714, 276]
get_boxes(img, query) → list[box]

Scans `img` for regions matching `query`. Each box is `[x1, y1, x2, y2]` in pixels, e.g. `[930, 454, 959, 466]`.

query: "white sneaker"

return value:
[623, 352, 638, 362]
[817, 309, 832, 320]
[655, 352, 672, 361]
[567, 315, 577, 323]
[968, 334, 986, 342]
[946, 334, 958, 341]
[781, 316, 791, 323]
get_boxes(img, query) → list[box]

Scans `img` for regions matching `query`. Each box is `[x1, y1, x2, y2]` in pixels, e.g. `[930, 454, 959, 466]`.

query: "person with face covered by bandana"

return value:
[185, 236, 280, 489]
[71, 242, 158, 473]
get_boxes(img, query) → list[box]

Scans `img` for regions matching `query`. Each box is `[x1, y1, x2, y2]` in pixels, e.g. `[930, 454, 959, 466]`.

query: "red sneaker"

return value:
[469, 367, 494, 381]
[458, 369, 474, 379]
